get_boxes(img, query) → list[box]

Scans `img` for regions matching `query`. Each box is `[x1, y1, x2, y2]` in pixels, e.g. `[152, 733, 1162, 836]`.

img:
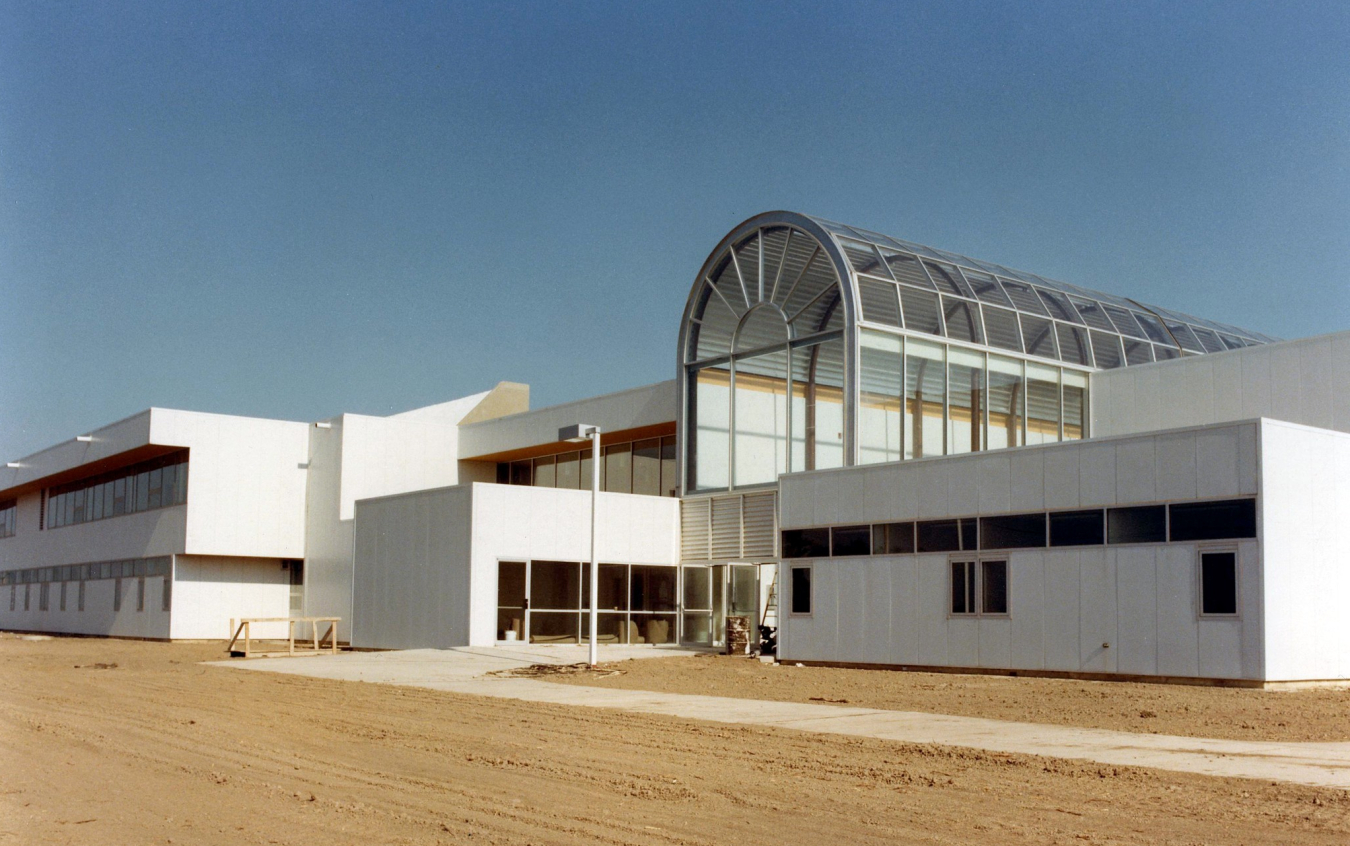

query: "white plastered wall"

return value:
[457, 381, 675, 459]
[149, 409, 310, 559]
[1091, 330, 1350, 439]
[303, 391, 489, 627]
[351, 483, 679, 650]
[1258, 419, 1350, 681]
[777, 422, 1263, 680]
[170, 555, 291, 639]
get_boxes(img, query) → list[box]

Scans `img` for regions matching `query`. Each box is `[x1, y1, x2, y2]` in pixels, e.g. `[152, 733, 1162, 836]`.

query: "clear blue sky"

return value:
[3, 1, 1348, 459]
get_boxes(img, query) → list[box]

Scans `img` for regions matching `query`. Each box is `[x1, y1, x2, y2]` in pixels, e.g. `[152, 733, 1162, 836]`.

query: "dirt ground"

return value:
[544, 654, 1350, 743]
[3, 635, 1350, 846]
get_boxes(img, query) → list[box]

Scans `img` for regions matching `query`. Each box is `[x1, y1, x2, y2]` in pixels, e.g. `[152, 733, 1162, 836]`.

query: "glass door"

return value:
[496, 561, 526, 642]
[729, 563, 758, 629]
[711, 564, 727, 647]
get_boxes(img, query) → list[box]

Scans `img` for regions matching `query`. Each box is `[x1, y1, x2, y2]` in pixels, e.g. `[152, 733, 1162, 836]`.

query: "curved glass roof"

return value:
[684, 220, 846, 363]
[683, 212, 1276, 371]
[807, 214, 1277, 368]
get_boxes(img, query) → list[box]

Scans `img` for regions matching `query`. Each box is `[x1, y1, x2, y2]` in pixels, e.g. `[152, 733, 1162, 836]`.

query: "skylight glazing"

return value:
[809, 215, 1274, 368]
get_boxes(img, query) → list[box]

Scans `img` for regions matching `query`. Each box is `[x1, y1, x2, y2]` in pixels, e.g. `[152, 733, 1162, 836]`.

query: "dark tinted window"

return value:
[874, 522, 915, 554]
[1107, 505, 1166, 544]
[1200, 552, 1238, 615]
[981, 560, 1008, 614]
[790, 566, 812, 614]
[782, 529, 830, 559]
[1170, 500, 1257, 542]
[960, 519, 978, 552]
[951, 561, 974, 614]
[831, 525, 872, 557]
[980, 513, 1047, 550]
[1050, 510, 1105, 547]
[918, 520, 961, 552]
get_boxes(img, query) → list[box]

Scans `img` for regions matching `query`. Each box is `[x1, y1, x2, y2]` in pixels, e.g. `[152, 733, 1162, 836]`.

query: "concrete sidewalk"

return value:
[214, 648, 1350, 790]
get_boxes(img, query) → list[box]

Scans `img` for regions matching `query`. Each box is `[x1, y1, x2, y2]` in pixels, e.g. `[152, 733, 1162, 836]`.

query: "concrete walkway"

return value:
[214, 648, 1350, 790]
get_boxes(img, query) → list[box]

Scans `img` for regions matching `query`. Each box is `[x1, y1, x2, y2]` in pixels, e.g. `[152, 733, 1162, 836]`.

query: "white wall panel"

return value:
[1042, 449, 1079, 510]
[1009, 554, 1044, 669]
[1198, 618, 1244, 680]
[833, 564, 867, 663]
[1114, 438, 1156, 504]
[887, 555, 918, 661]
[915, 556, 948, 666]
[860, 558, 892, 665]
[1077, 443, 1116, 508]
[976, 455, 1012, 514]
[978, 617, 1011, 669]
[171, 555, 290, 640]
[1154, 433, 1198, 502]
[913, 462, 948, 519]
[1077, 548, 1116, 673]
[1155, 545, 1199, 678]
[1260, 421, 1350, 680]
[1042, 551, 1080, 671]
[1113, 547, 1158, 676]
[1196, 427, 1241, 499]
[1211, 354, 1243, 423]
[1009, 450, 1045, 512]
[946, 460, 980, 517]
[947, 616, 979, 668]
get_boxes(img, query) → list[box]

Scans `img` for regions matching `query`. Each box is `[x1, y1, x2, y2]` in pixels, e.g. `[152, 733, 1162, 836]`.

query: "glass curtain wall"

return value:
[987, 355, 1025, 451]
[905, 338, 945, 459]
[498, 560, 680, 645]
[681, 215, 1110, 491]
[852, 328, 1086, 463]
[684, 222, 850, 492]
[858, 333, 903, 465]
[733, 348, 789, 487]
[947, 348, 985, 455]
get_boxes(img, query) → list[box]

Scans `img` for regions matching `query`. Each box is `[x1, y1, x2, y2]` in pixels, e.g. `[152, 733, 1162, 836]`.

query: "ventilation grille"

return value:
[680, 498, 710, 561]
[680, 491, 779, 562]
[741, 492, 778, 558]
[711, 498, 741, 559]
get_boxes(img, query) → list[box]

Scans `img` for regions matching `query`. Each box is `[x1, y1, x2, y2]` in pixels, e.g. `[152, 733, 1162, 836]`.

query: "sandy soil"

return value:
[544, 654, 1350, 743]
[3, 635, 1349, 846]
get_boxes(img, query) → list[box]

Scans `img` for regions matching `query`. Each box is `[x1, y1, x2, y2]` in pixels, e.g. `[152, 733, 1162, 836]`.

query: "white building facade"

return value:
[4, 210, 1348, 684]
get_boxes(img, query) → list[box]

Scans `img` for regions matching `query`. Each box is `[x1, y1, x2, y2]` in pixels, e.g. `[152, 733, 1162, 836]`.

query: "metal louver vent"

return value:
[741, 492, 778, 558]
[711, 497, 741, 560]
[680, 499, 710, 561]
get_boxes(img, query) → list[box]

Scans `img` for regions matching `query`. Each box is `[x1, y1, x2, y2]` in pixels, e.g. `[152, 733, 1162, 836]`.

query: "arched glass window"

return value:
[681, 216, 854, 492]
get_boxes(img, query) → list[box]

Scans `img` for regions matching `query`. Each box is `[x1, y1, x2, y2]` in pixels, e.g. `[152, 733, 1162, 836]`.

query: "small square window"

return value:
[981, 560, 1008, 614]
[1200, 551, 1238, 616]
[790, 566, 812, 615]
[951, 559, 1008, 616]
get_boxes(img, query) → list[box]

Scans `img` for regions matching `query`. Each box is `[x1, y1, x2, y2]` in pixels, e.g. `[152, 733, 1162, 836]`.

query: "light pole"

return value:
[559, 423, 601, 666]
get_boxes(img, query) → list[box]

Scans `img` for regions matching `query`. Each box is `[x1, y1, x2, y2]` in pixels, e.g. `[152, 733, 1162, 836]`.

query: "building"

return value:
[4, 210, 1348, 684]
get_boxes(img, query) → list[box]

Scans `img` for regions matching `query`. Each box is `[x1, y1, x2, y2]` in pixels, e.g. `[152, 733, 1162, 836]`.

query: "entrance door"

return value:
[707, 564, 759, 648]
[496, 561, 526, 642]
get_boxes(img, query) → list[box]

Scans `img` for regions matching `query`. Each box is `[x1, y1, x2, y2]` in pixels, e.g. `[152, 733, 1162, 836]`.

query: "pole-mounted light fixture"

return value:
[559, 424, 601, 666]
